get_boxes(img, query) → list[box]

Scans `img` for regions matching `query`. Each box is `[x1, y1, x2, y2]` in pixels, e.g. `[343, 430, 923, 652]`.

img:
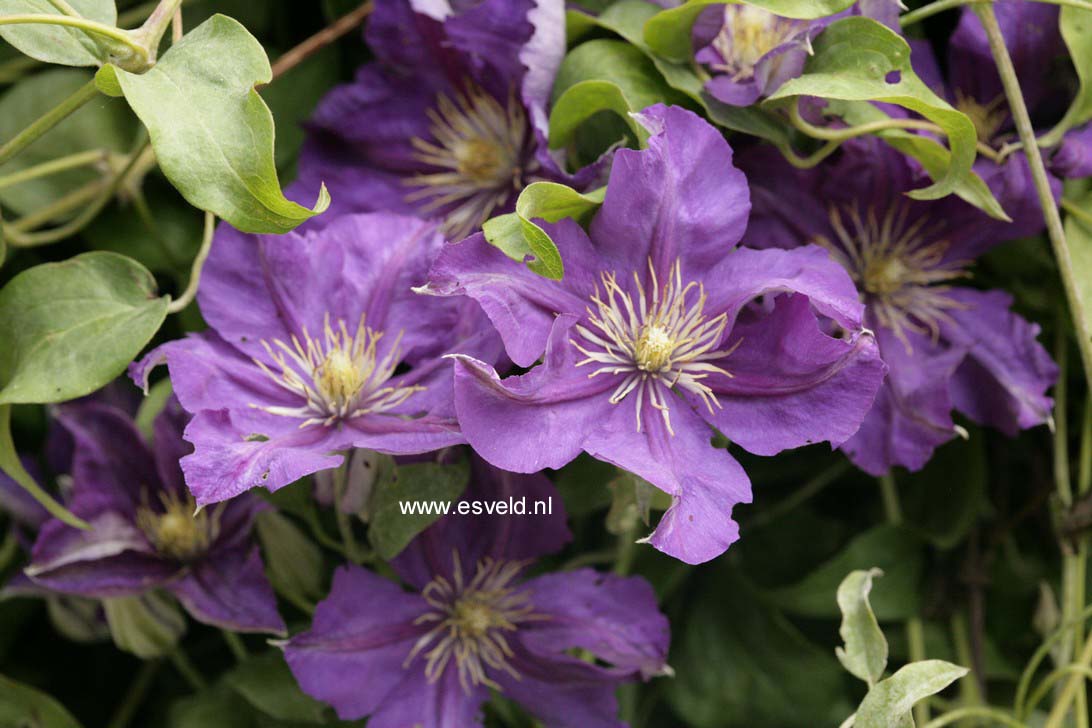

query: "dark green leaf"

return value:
[225, 651, 329, 723]
[100, 15, 329, 234]
[0, 252, 168, 404]
[256, 511, 326, 607]
[368, 459, 470, 560]
[1042, 4, 1092, 145]
[102, 591, 186, 659]
[0, 674, 83, 728]
[765, 525, 924, 621]
[767, 17, 978, 202]
[1063, 180, 1092, 356]
[0, 0, 115, 67]
[900, 435, 988, 550]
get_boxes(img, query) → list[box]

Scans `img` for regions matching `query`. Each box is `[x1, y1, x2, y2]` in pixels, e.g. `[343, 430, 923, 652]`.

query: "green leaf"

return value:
[481, 182, 605, 279]
[0, 674, 83, 728]
[102, 591, 186, 658]
[0, 404, 89, 529]
[1043, 4, 1092, 145]
[854, 660, 968, 728]
[368, 459, 471, 560]
[0, 0, 115, 67]
[0, 69, 137, 217]
[260, 45, 340, 173]
[101, 15, 329, 234]
[765, 525, 924, 621]
[256, 510, 326, 607]
[826, 99, 1008, 220]
[225, 651, 329, 723]
[644, 0, 855, 63]
[0, 252, 168, 405]
[550, 39, 686, 151]
[900, 434, 988, 550]
[667, 567, 853, 727]
[767, 17, 978, 201]
[835, 568, 888, 687]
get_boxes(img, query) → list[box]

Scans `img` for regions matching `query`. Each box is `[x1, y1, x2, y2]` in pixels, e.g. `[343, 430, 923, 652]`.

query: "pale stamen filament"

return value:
[572, 259, 741, 436]
[815, 202, 971, 351]
[404, 553, 543, 694]
[252, 313, 423, 428]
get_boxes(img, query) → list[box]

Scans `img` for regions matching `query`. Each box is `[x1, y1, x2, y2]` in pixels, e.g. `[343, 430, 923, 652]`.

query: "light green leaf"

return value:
[0, 674, 83, 728]
[225, 651, 329, 723]
[835, 568, 888, 687]
[827, 99, 1008, 220]
[766, 525, 924, 621]
[368, 459, 470, 560]
[855, 660, 968, 728]
[644, 0, 855, 63]
[0, 69, 137, 217]
[0, 0, 115, 67]
[103, 591, 186, 658]
[551, 80, 650, 150]
[101, 15, 329, 234]
[134, 377, 173, 442]
[767, 17, 978, 201]
[0, 404, 88, 529]
[256, 510, 326, 606]
[482, 182, 605, 279]
[1042, 4, 1092, 145]
[0, 252, 168, 405]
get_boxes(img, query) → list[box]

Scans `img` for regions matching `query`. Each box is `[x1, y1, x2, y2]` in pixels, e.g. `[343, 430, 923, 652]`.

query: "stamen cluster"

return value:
[136, 490, 217, 562]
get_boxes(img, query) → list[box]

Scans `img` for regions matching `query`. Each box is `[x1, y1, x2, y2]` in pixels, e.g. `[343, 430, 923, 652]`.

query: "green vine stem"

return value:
[0, 149, 108, 191]
[0, 14, 144, 55]
[976, 3, 1092, 386]
[902, 0, 1092, 27]
[106, 660, 161, 728]
[0, 80, 99, 166]
[166, 212, 214, 314]
[878, 473, 930, 726]
[921, 706, 1026, 728]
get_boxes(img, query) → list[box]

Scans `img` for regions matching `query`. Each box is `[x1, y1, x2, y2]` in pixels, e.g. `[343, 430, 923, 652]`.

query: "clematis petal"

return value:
[583, 393, 752, 565]
[420, 220, 602, 367]
[493, 650, 624, 728]
[284, 565, 437, 721]
[169, 545, 285, 634]
[840, 325, 965, 475]
[942, 288, 1056, 434]
[702, 292, 885, 455]
[589, 104, 750, 280]
[1052, 123, 1092, 179]
[450, 315, 615, 473]
[151, 396, 193, 496]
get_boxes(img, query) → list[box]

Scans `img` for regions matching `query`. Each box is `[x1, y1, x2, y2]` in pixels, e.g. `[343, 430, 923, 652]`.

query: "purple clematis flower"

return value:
[284, 460, 669, 727]
[692, 1, 899, 107]
[132, 212, 500, 507]
[740, 136, 1058, 475]
[296, 0, 581, 240]
[418, 105, 885, 564]
[909, 0, 1092, 179]
[24, 396, 285, 634]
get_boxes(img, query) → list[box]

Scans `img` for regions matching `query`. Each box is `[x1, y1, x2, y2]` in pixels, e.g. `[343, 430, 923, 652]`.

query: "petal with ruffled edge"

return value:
[27, 514, 174, 597]
[283, 565, 454, 722]
[392, 459, 571, 590]
[583, 387, 751, 565]
[588, 105, 750, 281]
[451, 315, 615, 474]
[169, 545, 284, 634]
[520, 569, 669, 680]
[942, 288, 1056, 434]
[840, 324, 965, 475]
[420, 220, 603, 367]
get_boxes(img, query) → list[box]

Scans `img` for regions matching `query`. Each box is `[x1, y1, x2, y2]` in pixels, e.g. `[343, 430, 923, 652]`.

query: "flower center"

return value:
[572, 259, 740, 436]
[253, 313, 423, 428]
[711, 5, 802, 81]
[407, 83, 530, 240]
[954, 90, 1007, 144]
[405, 555, 541, 694]
[815, 203, 970, 350]
[136, 490, 217, 562]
